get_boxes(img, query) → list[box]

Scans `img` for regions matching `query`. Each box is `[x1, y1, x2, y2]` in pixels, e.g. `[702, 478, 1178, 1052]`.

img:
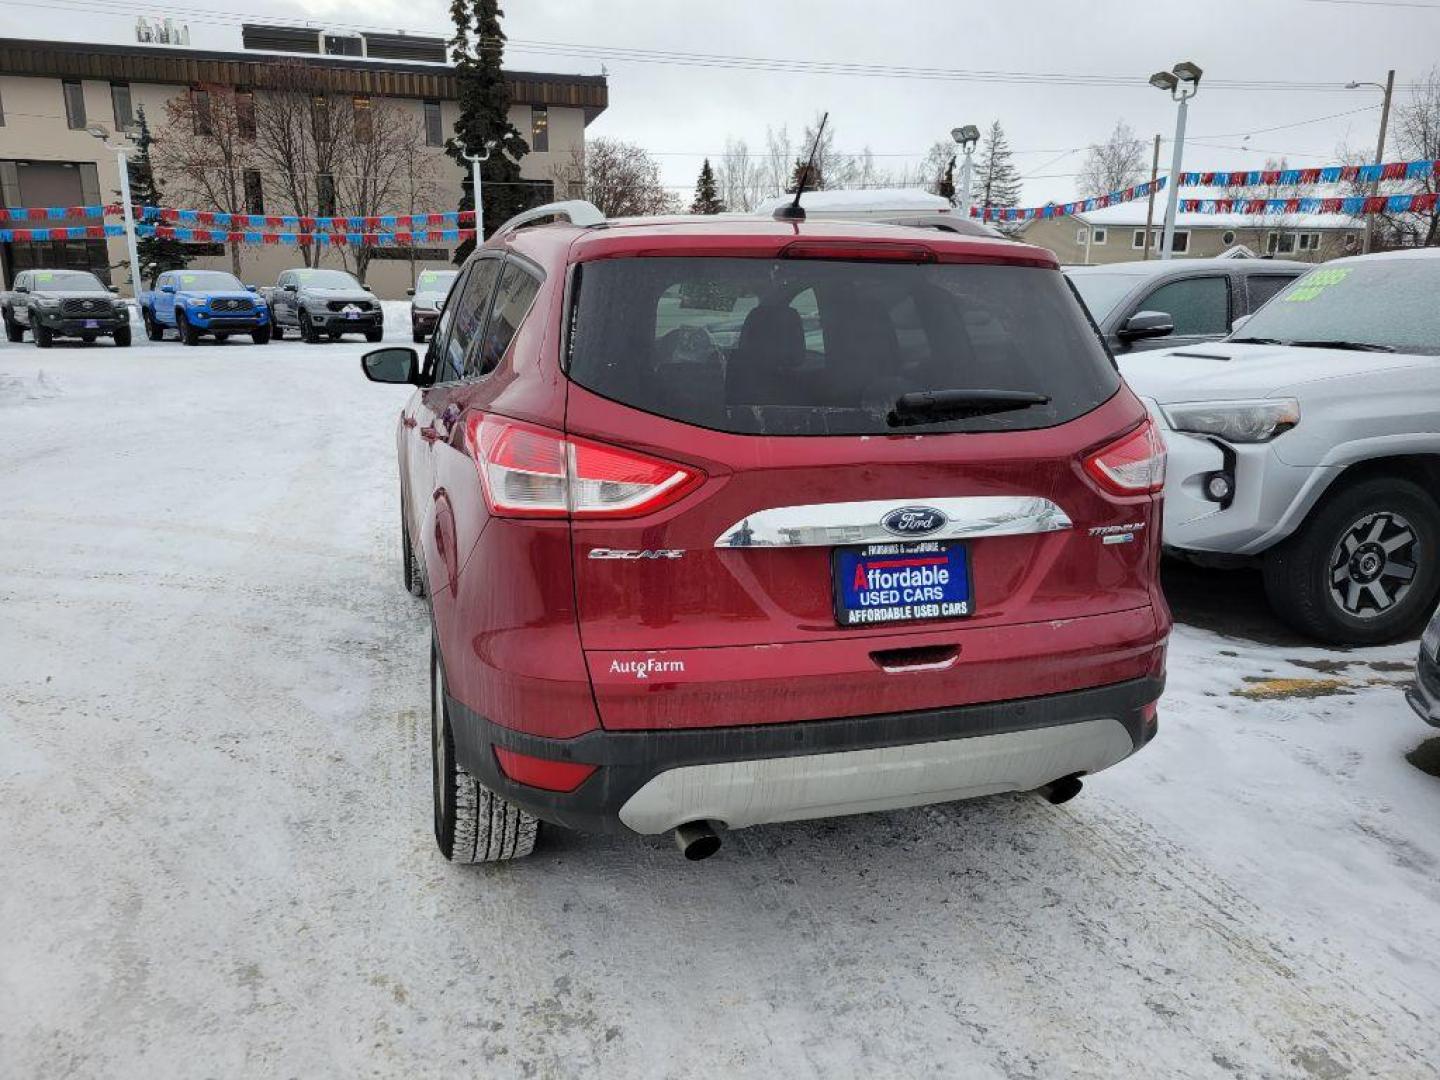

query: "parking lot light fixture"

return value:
[1153, 61, 1202, 261]
[951, 124, 981, 219]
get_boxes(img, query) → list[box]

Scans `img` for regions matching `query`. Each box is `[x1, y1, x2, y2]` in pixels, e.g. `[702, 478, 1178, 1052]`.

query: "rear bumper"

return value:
[448, 675, 1163, 835]
[412, 309, 439, 330]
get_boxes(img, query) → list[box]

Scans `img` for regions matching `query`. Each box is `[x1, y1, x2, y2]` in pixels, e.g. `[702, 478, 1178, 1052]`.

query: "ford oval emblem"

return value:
[880, 506, 947, 537]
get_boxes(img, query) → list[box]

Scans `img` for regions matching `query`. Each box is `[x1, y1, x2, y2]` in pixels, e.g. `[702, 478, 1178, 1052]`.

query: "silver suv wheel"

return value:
[1328, 511, 1418, 619]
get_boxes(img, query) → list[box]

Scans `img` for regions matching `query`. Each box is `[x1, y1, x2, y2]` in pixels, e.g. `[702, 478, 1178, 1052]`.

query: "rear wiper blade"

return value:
[887, 389, 1051, 427]
[1285, 339, 1396, 353]
[1227, 336, 1284, 345]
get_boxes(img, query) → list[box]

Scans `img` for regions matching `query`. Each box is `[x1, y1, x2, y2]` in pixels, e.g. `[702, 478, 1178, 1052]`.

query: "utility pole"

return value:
[1366, 70, 1395, 253]
[1143, 134, 1162, 260]
[460, 140, 494, 243]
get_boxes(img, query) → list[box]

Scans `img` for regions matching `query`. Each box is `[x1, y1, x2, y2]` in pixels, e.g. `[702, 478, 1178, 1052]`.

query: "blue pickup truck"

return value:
[141, 270, 271, 345]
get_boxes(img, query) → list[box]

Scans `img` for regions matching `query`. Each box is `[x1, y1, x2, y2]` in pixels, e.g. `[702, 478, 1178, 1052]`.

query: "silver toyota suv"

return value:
[1120, 249, 1440, 644]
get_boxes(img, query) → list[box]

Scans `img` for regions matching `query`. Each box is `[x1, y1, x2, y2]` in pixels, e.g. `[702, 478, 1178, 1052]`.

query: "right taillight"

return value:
[466, 414, 704, 519]
[1084, 420, 1167, 496]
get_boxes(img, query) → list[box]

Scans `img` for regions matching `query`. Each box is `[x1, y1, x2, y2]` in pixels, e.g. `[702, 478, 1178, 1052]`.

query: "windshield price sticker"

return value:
[1284, 267, 1351, 303]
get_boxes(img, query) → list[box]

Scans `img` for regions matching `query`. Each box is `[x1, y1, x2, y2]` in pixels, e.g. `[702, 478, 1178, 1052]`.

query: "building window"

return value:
[1092, 228, 1106, 245]
[1297, 232, 1322, 252]
[1133, 229, 1187, 253]
[353, 96, 373, 142]
[1221, 230, 1237, 246]
[531, 105, 549, 152]
[317, 173, 336, 217]
[1171, 231, 1190, 254]
[63, 80, 86, 129]
[1267, 232, 1297, 255]
[423, 99, 443, 147]
[1132, 229, 1149, 250]
[1076, 227, 1088, 245]
[312, 96, 330, 143]
[111, 82, 133, 132]
[191, 88, 212, 136]
[244, 170, 264, 215]
[236, 89, 255, 140]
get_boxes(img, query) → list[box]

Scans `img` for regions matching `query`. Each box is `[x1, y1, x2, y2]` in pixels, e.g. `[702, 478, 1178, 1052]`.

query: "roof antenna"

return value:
[773, 112, 828, 222]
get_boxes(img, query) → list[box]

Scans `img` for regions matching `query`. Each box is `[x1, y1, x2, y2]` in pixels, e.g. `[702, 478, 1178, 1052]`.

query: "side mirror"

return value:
[405, 288, 415, 297]
[1119, 310, 1175, 341]
[434, 296, 446, 312]
[161, 284, 176, 294]
[109, 285, 121, 294]
[363, 284, 373, 292]
[246, 284, 258, 293]
[1229, 313, 1253, 335]
[361, 346, 421, 385]
[282, 283, 298, 293]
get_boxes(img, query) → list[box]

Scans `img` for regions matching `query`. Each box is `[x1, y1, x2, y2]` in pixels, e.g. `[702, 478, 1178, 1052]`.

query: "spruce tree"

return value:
[127, 106, 189, 286]
[690, 159, 725, 214]
[975, 120, 1022, 214]
[446, 0, 531, 263]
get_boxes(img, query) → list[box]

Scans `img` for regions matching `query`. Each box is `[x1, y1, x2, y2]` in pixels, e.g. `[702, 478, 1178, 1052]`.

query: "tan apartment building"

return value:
[0, 33, 607, 297]
[1018, 198, 1363, 266]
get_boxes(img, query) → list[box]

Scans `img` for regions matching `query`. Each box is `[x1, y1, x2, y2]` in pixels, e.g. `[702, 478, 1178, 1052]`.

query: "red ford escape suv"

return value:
[361, 200, 1170, 863]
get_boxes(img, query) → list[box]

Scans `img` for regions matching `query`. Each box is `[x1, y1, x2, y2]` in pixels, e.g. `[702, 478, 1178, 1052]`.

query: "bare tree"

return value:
[716, 137, 766, 212]
[920, 140, 957, 201]
[334, 97, 442, 283]
[762, 125, 793, 202]
[1077, 120, 1146, 198]
[561, 139, 677, 217]
[249, 62, 350, 268]
[1385, 66, 1440, 247]
[151, 83, 253, 277]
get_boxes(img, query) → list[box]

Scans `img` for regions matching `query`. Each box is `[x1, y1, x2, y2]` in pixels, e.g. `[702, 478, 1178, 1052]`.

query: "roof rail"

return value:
[493, 199, 606, 238]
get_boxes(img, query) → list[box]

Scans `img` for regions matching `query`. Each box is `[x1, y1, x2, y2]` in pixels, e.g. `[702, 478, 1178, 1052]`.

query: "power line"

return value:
[0, 0, 1426, 94]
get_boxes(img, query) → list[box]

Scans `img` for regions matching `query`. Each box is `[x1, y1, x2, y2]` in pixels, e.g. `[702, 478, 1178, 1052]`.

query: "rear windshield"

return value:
[567, 257, 1119, 435]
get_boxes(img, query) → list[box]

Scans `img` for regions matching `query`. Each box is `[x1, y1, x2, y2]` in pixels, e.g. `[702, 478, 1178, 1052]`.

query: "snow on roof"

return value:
[1068, 191, 1361, 231]
[753, 188, 954, 215]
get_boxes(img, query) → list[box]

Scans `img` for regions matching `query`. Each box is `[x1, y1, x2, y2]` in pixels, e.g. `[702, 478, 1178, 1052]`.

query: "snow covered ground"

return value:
[2, 310, 1438, 1079]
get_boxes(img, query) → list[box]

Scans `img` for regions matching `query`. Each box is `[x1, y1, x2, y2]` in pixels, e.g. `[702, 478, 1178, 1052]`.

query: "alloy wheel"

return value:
[1328, 511, 1419, 619]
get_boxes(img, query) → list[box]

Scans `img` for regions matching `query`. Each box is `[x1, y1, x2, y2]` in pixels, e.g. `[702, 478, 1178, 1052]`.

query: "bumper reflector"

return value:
[493, 747, 598, 793]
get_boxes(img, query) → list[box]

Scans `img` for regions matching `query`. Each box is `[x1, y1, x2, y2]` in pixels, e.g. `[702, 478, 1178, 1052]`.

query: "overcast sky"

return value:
[3, 0, 1437, 205]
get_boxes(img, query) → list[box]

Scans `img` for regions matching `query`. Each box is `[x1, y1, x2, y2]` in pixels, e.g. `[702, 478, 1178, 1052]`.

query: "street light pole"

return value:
[1348, 71, 1395, 253]
[1150, 62, 1202, 261]
[950, 125, 980, 220]
[89, 124, 142, 297]
[114, 145, 142, 297]
[460, 141, 494, 242]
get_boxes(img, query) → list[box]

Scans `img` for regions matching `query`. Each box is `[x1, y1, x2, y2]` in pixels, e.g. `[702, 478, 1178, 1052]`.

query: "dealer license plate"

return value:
[832, 540, 972, 627]
[84, 319, 99, 329]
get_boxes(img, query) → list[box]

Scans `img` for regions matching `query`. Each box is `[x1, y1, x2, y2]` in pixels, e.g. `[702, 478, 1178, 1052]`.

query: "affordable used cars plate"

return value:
[832, 540, 972, 627]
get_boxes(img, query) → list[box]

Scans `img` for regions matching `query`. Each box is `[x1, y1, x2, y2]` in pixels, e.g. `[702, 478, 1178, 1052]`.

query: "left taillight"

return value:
[1083, 420, 1166, 496]
[465, 414, 704, 519]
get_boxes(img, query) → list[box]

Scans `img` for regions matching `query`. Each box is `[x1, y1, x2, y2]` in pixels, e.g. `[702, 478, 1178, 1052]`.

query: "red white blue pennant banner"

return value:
[1179, 159, 1440, 188]
[1179, 192, 1440, 216]
[971, 179, 1167, 223]
[136, 223, 477, 246]
[0, 224, 126, 242]
[140, 208, 478, 231]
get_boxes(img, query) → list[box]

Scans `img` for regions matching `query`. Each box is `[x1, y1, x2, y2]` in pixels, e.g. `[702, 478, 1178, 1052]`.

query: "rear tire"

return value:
[34, 324, 53, 349]
[1263, 476, 1440, 644]
[270, 313, 284, 341]
[412, 326, 426, 345]
[365, 327, 384, 344]
[80, 332, 97, 344]
[215, 333, 229, 343]
[431, 639, 538, 863]
[143, 310, 164, 341]
[177, 311, 199, 346]
[113, 327, 131, 347]
[252, 326, 271, 345]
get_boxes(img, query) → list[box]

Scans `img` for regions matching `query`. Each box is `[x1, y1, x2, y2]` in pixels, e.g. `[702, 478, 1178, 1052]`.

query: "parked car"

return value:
[268, 268, 383, 343]
[1120, 249, 1440, 644]
[140, 269, 271, 345]
[1067, 258, 1309, 354]
[2, 268, 131, 348]
[407, 268, 459, 344]
[360, 200, 1170, 863]
[1408, 605, 1440, 727]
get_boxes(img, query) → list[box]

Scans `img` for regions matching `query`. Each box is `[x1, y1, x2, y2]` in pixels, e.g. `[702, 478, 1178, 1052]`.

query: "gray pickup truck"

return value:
[3, 268, 131, 348]
[267, 267, 384, 344]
